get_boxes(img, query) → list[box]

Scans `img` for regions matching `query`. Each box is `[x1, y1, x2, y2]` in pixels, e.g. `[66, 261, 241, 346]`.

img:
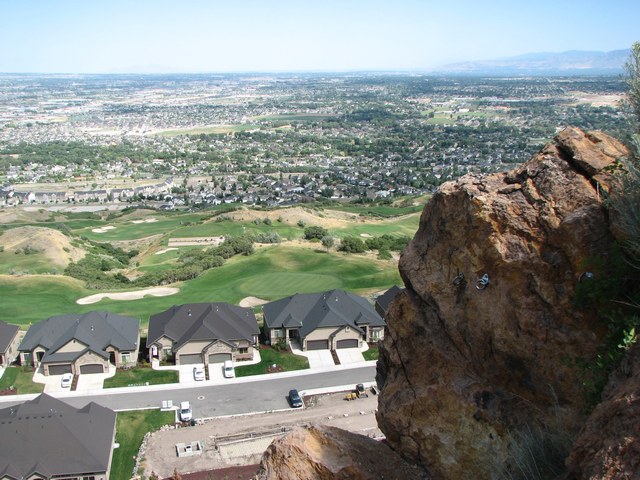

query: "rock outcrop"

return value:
[255, 425, 428, 480]
[376, 127, 628, 479]
[255, 128, 631, 479]
[566, 341, 640, 479]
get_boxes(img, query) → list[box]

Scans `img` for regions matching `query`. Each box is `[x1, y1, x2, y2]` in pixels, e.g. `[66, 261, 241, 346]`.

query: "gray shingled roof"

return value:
[147, 303, 259, 348]
[0, 320, 19, 354]
[263, 289, 385, 338]
[0, 393, 116, 479]
[19, 311, 139, 364]
[375, 285, 404, 315]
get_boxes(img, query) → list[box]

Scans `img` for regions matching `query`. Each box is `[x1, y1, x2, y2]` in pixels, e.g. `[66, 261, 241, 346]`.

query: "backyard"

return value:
[111, 409, 175, 480]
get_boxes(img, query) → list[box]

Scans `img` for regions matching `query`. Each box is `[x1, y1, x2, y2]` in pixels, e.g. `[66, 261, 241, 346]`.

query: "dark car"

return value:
[288, 389, 303, 408]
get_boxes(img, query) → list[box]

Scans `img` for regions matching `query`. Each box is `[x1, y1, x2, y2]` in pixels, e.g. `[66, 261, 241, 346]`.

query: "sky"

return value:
[0, 0, 639, 73]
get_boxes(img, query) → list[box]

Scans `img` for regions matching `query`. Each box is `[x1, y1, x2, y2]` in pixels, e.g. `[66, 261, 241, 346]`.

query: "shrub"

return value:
[304, 225, 329, 240]
[339, 236, 367, 253]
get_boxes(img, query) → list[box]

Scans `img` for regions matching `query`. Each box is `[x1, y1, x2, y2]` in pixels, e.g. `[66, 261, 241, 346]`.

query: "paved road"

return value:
[1, 365, 377, 417]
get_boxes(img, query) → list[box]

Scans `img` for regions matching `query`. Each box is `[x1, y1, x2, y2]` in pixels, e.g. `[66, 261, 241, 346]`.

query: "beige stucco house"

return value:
[146, 303, 260, 366]
[18, 311, 140, 376]
[263, 289, 386, 351]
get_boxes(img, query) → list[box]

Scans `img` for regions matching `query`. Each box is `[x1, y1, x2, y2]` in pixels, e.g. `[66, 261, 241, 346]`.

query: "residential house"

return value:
[0, 320, 21, 367]
[263, 289, 385, 351]
[19, 311, 140, 376]
[374, 285, 404, 318]
[0, 393, 116, 480]
[147, 303, 260, 365]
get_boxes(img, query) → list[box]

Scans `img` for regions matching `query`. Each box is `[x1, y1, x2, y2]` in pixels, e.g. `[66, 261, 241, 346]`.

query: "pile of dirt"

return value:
[0, 226, 85, 268]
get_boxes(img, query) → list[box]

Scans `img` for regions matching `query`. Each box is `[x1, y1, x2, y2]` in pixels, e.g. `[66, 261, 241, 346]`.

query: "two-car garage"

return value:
[336, 339, 359, 349]
[47, 363, 104, 375]
[47, 364, 72, 375]
[80, 364, 104, 374]
[178, 354, 203, 365]
[306, 339, 359, 350]
[306, 340, 329, 350]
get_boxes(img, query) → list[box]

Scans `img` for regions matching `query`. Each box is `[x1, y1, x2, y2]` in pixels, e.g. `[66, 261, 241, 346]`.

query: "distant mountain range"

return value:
[435, 49, 630, 75]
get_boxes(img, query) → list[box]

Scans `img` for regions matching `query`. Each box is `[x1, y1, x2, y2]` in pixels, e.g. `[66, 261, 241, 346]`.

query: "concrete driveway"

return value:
[207, 362, 226, 381]
[305, 350, 336, 369]
[336, 348, 365, 365]
[178, 364, 203, 384]
[38, 364, 116, 393]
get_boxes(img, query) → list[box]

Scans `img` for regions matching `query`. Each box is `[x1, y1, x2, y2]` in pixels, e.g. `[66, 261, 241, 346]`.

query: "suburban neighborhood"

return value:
[0, 287, 397, 479]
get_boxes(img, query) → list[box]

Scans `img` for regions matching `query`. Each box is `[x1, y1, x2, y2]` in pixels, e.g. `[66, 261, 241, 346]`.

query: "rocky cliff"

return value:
[375, 127, 628, 479]
[566, 340, 640, 479]
[256, 127, 632, 479]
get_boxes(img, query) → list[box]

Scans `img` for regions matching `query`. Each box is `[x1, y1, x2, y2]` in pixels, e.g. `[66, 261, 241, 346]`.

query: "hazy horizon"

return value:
[0, 0, 638, 74]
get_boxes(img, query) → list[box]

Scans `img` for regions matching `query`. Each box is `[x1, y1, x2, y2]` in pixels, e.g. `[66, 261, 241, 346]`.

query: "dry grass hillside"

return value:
[0, 208, 53, 224]
[215, 206, 364, 229]
[0, 226, 85, 268]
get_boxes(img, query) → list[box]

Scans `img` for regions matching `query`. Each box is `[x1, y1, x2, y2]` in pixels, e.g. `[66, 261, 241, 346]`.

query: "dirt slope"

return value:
[0, 226, 85, 267]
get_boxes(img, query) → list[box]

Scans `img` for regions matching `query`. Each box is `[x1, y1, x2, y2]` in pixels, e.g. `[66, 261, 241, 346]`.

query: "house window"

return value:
[163, 347, 172, 356]
[345, 326, 350, 332]
[275, 329, 284, 338]
[121, 353, 132, 364]
[238, 347, 248, 355]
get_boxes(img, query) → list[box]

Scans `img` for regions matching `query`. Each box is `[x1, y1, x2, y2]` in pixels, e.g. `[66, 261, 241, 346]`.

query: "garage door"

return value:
[208, 353, 231, 363]
[336, 339, 359, 349]
[48, 364, 72, 375]
[178, 354, 203, 365]
[306, 340, 329, 350]
[80, 364, 104, 374]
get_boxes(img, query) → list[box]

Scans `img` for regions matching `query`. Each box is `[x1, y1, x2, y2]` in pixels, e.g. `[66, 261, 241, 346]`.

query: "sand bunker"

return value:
[132, 218, 159, 224]
[92, 225, 116, 233]
[77, 287, 179, 305]
[155, 247, 179, 255]
[239, 296, 269, 308]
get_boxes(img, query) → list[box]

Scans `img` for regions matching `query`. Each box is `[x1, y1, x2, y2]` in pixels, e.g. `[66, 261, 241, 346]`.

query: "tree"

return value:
[321, 235, 334, 252]
[625, 42, 640, 129]
[610, 43, 640, 260]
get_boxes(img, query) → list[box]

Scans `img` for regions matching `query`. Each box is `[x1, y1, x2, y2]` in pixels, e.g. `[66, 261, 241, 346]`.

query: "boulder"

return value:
[376, 127, 628, 479]
[256, 425, 428, 480]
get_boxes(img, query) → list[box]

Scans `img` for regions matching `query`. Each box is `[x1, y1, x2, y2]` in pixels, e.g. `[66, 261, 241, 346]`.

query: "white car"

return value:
[179, 401, 192, 422]
[60, 373, 73, 388]
[193, 365, 205, 381]
[223, 360, 235, 378]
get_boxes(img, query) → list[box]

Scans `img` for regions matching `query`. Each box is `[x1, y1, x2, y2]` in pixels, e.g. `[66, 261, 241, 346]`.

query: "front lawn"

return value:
[103, 367, 178, 388]
[111, 409, 175, 480]
[0, 366, 44, 394]
[235, 346, 309, 377]
[363, 346, 379, 361]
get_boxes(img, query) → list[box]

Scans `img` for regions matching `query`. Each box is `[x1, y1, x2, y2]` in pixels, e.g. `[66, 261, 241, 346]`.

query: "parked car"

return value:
[193, 365, 205, 381]
[288, 389, 303, 408]
[60, 373, 73, 388]
[179, 401, 192, 422]
[223, 360, 235, 378]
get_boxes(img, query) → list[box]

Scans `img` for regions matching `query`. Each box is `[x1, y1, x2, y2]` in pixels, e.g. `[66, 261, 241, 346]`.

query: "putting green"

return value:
[238, 272, 341, 297]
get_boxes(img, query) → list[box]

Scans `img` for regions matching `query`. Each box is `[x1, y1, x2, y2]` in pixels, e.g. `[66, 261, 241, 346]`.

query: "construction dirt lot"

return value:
[141, 390, 383, 479]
